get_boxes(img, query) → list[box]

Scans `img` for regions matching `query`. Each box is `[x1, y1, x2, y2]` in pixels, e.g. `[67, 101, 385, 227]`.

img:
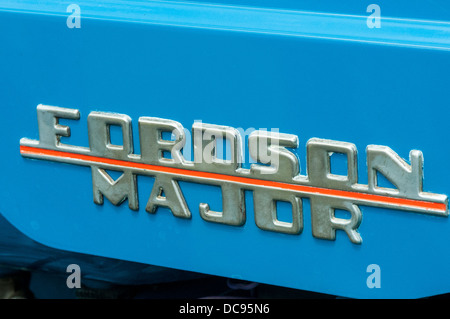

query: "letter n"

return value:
[91, 167, 138, 210]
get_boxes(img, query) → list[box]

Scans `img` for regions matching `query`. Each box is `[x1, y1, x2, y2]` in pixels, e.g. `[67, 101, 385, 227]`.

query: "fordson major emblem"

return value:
[20, 104, 449, 244]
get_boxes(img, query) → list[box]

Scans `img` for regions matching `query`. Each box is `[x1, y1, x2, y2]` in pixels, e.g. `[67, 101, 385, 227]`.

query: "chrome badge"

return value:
[20, 104, 449, 244]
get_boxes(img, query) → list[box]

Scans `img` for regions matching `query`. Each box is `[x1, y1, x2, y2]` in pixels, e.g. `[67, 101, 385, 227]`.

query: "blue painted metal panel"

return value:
[0, 0, 449, 298]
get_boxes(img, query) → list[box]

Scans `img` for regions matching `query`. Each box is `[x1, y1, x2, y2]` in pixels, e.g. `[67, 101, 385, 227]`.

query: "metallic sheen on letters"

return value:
[20, 104, 449, 245]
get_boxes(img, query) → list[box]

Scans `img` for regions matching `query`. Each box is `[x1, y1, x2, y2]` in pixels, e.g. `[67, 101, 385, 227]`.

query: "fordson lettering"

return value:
[20, 104, 449, 244]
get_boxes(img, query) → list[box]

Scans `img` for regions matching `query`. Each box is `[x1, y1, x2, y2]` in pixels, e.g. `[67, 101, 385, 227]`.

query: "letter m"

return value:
[91, 167, 138, 210]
